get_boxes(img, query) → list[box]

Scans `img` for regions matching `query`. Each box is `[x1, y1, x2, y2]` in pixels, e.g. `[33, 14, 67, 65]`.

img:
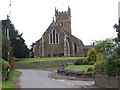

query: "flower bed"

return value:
[57, 66, 90, 78]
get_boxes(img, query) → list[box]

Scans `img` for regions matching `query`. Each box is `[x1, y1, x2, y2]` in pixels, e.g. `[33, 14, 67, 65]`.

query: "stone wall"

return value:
[15, 60, 75, 69]
[95, 75, 120, 89]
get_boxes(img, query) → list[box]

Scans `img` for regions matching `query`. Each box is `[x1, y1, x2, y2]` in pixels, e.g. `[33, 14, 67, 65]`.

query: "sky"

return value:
[0, 0, 119, 48]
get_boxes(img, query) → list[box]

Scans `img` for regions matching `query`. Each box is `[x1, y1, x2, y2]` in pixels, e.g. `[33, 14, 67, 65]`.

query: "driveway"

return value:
[18, 69, 94, 88]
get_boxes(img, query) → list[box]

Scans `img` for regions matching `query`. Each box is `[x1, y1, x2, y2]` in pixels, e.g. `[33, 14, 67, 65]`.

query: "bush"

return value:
[86, 72, 93, 77]
[2, 59, 10, 81]
[95, 45, 120, 76]
[89, 61, 95, 65]
[86, 48, 97, 63]
[74, 58, 89, 65]
[74, 59, 83, 65]
[87, 67, 93, 72]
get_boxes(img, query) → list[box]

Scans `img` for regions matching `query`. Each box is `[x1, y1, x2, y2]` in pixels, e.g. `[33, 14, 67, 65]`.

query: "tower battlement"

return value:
[55, 7, 71, 33]
[55, 7, 71, 15]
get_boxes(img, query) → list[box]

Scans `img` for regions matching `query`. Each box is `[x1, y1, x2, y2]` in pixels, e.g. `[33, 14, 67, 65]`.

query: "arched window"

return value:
[49, 30, 59, 44]
[56, 33, 58, 43]
[53, 30, 55, 43]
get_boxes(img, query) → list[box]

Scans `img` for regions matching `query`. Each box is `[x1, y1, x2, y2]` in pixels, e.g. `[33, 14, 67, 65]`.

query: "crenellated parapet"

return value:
[55, 6, 71, 34]
[55, 6, 71, 15]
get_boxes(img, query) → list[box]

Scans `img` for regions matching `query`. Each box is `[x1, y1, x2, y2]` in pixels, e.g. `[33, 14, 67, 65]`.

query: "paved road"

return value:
[18, 69, 94, 88]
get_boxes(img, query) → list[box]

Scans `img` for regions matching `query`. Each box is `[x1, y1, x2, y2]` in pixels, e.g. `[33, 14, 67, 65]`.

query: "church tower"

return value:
[55, 7, 71, 33]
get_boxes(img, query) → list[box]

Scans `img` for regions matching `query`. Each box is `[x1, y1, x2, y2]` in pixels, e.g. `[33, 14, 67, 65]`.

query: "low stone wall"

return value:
[95, 75, 120, 89]
[15, 60, 75, 69]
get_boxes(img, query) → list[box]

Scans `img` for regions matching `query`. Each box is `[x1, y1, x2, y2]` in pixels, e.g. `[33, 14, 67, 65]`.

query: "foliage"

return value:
[2, 59, 10, 81]
[2, 69, 21, 89]
[2, 19, 29, 59]
[65, 65, 94, 72]
[9, 24, 29, 58]
[74, 58, 89, 65]
[57, 66, 87, 76]
[58, 65, 94, 77]
[93, 38, 116, 55]
[2, 32, 12, 60]
[98, 50, 120, 76]
[86, 48, 97, 64]
[87, 67, 93, 72]
[94, 38, 120, 76]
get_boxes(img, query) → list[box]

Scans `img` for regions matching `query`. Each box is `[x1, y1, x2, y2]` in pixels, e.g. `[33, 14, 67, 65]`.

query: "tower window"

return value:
[61, 22, 64, 25]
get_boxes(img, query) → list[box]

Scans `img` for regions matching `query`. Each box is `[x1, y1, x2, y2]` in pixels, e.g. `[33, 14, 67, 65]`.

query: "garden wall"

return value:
[95, 75, 120, 89]
[15, 60, 75, 69]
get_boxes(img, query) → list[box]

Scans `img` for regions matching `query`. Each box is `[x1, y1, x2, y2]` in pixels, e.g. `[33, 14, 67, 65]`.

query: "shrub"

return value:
[57, 66, 87, 76]
[103, 52, 120, 76]
[86, 48, 97, 64]
[2, 59, 10, 81]
[86, 72, 93, 77]
[87, 67, 93, 72]
[95, 45, 120, 76]
[74, 59, 83, 65]
[74, 58, 89, 65]
[89, 61, 95, 65]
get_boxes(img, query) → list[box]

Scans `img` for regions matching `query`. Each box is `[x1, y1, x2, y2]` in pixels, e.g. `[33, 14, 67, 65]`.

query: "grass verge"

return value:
[65, 65, 94, 72]
[16, 57, 86, 64]
[2, 69, 20, 89]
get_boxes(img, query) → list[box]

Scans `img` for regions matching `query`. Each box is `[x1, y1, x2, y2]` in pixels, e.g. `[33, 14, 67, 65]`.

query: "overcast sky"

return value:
[0, 0, 119, 47]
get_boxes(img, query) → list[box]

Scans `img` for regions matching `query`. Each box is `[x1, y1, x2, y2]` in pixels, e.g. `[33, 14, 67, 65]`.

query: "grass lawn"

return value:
[2, 69, 20, 89]
[19, 66, 59, 71]
[39, 66, 59, 70]
[65, 65, 94, 72]
[16, 57, 86, 64]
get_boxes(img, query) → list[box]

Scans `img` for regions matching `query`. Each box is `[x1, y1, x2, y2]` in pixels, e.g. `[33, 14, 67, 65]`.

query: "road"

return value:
[18, 69, 94, 88]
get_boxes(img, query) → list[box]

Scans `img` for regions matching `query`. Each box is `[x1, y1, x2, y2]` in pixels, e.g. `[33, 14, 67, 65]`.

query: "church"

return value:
[33, 7, 85, 57]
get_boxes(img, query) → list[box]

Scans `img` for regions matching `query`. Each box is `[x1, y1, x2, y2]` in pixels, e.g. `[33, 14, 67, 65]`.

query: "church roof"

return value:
[61, 29, 84, 46]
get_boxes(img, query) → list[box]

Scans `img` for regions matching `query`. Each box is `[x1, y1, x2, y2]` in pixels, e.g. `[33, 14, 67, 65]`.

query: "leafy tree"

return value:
[93, 38, 116, 55]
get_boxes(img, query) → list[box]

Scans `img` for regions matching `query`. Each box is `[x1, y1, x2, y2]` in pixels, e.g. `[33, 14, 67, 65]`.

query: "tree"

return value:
[2, 19, 13, 60]
[2, 19, 29, 59]
[93, 38, 120, 76]
[93, 38, 116, 55]
[9, 24, 29, 58]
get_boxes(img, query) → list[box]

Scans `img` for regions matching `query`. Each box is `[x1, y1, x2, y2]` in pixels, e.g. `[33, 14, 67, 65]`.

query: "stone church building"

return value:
[33, 7, 85, 57]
